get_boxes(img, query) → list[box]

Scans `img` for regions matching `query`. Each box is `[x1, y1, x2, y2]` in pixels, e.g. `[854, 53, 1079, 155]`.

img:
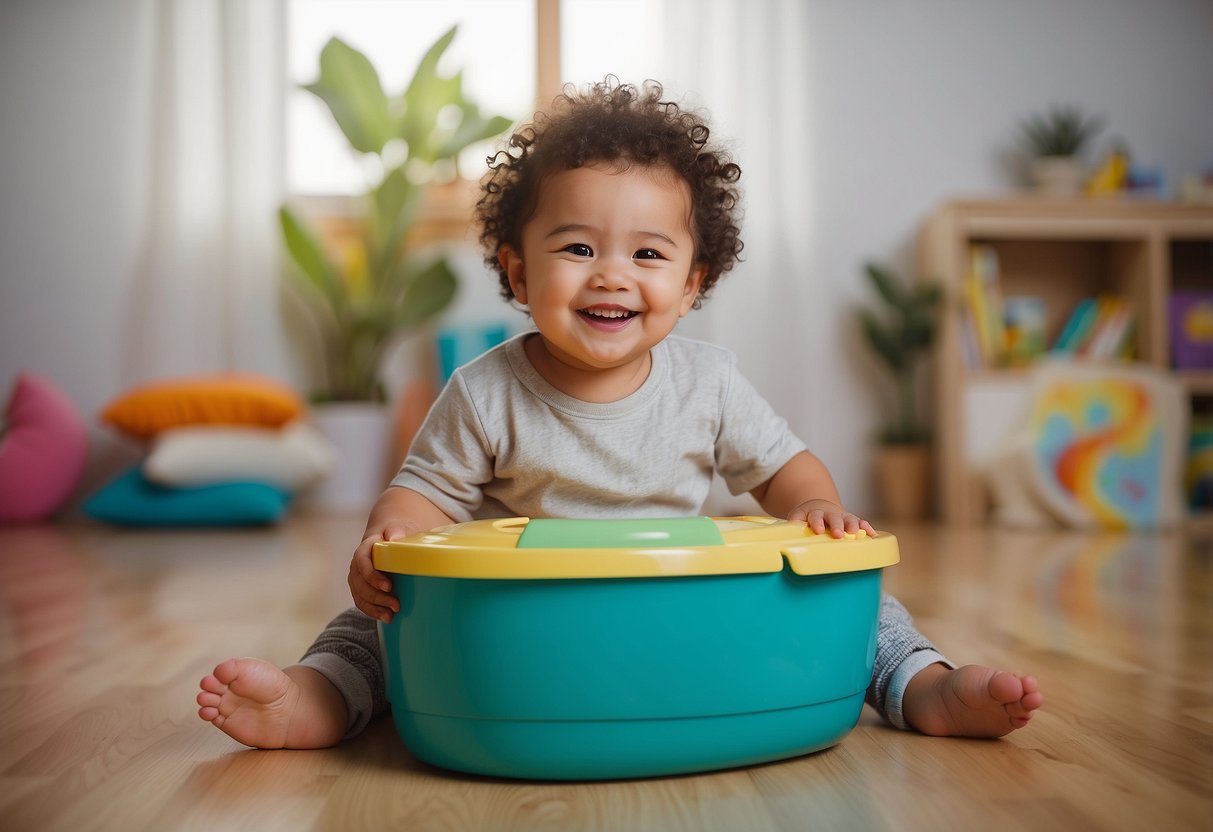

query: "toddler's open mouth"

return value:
[578, 306, 638, 328]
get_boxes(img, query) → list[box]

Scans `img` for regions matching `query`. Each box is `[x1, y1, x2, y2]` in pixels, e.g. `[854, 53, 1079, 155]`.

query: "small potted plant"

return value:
[856, 262, 942, 521]
[281, 26, 512, 509]
[1018, 105, 1104, 197]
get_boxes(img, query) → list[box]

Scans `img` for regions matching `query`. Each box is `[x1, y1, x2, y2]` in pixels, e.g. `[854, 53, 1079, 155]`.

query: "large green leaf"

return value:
[370, 169, 423, 274]
[304, 37, 393, 154]
[398, 28, 463, 161]
[437, 107, 514, 160]
[395, 258, 458, 330]
[279, 206, 340, 309]
[865, 263, 906, 309]
[859, 310, 905, 373]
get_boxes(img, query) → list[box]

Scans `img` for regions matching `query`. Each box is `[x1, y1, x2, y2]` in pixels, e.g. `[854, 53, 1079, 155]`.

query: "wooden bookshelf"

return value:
[918, 197, 1213, 525]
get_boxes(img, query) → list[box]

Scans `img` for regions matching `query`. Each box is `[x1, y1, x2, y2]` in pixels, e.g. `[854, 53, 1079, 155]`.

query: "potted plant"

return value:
[281, 26, 512, 509]
[1018, 105, 1104, 197]
[856, 263, 943, 521]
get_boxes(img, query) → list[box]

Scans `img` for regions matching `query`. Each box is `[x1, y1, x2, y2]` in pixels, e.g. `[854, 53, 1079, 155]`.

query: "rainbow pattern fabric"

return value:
[1031, 377, 1165, 529]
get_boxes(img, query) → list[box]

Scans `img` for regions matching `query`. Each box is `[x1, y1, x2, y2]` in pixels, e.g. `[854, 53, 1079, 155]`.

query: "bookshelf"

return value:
[918, 198, 1213, 525]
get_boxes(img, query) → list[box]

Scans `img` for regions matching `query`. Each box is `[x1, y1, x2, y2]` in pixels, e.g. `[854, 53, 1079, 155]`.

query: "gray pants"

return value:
[299, 592, 948, 737]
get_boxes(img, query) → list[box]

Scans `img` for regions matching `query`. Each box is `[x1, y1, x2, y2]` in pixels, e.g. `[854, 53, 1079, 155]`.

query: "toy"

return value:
[373, 515, 899, 780]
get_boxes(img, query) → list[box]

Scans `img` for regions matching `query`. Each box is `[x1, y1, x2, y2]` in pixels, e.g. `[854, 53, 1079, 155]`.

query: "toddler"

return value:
[198, 79, 1041, 751]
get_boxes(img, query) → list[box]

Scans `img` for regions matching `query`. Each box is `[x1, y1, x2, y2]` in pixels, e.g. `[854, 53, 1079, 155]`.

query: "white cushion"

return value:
[143, 421, 335, 491]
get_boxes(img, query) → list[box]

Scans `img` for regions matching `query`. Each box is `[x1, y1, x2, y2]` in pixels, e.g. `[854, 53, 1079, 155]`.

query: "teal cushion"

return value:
[83, 466, 291, 527]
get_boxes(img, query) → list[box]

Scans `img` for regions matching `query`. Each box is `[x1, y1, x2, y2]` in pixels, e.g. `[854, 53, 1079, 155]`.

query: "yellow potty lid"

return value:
[373, 516, 899, 580]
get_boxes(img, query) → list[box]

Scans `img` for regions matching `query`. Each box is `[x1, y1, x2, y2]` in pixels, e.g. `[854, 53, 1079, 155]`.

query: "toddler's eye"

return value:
[634, 249, 665, 260]
[564, 243, 593, 257]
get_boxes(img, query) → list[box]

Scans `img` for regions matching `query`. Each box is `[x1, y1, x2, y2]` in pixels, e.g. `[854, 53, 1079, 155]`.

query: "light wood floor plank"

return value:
[1, 517, 1210, 830]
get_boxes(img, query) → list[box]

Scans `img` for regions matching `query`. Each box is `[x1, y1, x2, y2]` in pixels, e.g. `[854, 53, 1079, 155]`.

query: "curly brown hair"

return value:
[476, 78, 743, 307]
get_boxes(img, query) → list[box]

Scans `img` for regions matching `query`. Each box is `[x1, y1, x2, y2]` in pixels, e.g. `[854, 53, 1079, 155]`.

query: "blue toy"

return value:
[373, 515, 899, 780]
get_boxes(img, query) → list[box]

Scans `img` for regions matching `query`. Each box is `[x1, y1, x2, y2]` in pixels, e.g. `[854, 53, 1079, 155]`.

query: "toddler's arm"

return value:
[349, 486, 453, 622]
[750, 450, 876, 537]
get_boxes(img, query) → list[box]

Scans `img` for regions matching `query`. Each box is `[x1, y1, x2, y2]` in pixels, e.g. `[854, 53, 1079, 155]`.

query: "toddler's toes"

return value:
[198, 674, 226, 696]
[986, 670, 1025, 706]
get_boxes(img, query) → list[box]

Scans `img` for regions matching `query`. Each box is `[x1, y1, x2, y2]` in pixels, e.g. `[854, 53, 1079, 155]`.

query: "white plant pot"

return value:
[1030, 156, 1086, 197]
[303, 402, 392, 514]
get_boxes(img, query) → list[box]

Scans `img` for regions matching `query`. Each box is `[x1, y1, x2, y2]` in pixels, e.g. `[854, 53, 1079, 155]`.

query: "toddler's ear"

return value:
[500, 246, 527, 304]
[680, 264, 708, 315]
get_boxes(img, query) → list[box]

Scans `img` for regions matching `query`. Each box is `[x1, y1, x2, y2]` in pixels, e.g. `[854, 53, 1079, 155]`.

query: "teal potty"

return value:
[374, 516, 899, 780]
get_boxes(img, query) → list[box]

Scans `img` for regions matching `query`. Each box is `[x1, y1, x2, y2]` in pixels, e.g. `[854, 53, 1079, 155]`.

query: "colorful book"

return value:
[966, 244, 1007, 366]
[1085, 298, 1133, 359]
[1003, 295, 1047, 366]
[1053, 298, 1100, 353]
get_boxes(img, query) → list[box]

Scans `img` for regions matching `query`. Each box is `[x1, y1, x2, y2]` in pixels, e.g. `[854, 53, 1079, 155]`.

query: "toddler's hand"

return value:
[348, 528, 408, 623]
[788, 499, 877, 539]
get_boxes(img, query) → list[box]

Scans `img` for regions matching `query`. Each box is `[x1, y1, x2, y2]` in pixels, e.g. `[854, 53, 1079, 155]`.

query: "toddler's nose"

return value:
[591, 257, 633, 290]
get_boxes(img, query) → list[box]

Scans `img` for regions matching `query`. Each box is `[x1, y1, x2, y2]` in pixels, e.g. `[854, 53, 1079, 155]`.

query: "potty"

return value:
[373, 515, 899, 780]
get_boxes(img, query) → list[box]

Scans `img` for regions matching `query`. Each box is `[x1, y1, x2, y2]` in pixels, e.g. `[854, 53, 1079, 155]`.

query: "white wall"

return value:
[691, 0, 1213, 512]
[2, 0, 1211, 513]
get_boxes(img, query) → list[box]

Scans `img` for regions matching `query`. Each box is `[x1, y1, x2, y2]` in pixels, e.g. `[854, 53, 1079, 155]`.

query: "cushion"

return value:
[83, 466, 291, 527]
[0, 372, 89, 523]
[100, 374, 304, 439]
[986, 361, 1187, 529]
[143, 421, 335, 490]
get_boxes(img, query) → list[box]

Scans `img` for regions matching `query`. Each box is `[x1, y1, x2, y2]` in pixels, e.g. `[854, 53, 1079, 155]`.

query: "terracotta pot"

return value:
[874, 444, 932, 522]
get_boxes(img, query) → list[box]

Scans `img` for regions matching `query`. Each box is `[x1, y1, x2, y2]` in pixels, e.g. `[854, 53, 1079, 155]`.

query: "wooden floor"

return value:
[1, 515, 1210, 831]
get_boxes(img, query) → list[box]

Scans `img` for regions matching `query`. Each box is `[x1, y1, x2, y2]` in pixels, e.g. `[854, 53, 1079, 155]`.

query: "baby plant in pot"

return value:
[281, 27, 511, 509]
[857, 263, 942, 521]
[1018, 105, 1104, 197]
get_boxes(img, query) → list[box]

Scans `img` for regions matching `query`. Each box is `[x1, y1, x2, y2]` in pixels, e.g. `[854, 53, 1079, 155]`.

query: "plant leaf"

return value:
[395, 257, 458, 330]
[437, 106, 514, 160]
[304, 37, 393, 154]
[370, 169, 422, 273]
[279, 206, 340, 309]
[859, 310, 905, 372]
[865, 263, 907, 308]
[398, 27, 463, 162]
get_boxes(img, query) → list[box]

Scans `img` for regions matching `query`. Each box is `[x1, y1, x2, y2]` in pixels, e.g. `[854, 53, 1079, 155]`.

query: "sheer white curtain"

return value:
[661, 0, 818, 429]
[125, 0, 289, 384]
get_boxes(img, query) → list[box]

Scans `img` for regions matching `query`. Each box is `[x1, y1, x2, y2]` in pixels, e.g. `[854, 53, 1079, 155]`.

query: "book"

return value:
[1085, 297, 1134, 359]
[1053, 297, 1101, 353]
[958, 306, 983, 370]
[966, 244, 1007, 367]
[1003, 295, 1047, 366]
[1052, 295, 1135, 358]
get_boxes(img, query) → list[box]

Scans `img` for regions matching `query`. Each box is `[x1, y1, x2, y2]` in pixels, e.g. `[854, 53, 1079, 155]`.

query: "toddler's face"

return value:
[500, 163, 705, 384]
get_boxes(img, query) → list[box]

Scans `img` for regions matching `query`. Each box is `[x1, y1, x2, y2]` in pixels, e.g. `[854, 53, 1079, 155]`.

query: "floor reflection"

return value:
[0, 524, 90, 680]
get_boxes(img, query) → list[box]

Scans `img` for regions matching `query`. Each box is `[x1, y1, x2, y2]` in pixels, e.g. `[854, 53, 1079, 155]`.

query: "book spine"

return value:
[967, 244, 1006, 367]
[1053, 297, 1099, 353]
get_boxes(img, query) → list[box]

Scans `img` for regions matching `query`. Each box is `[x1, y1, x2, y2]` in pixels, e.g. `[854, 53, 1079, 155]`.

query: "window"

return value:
[287, 0, 535, 195]
[286, 0, 664, 195]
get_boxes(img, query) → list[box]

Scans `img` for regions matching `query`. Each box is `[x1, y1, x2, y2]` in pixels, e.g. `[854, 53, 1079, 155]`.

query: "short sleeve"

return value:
[391, 371, 494, 522]
[714, 365, 807, 496]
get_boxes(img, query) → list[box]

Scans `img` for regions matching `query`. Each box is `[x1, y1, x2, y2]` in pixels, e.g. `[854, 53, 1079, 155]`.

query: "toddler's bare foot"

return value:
[903, 663, 1043, 738]
[196, 658, 348, 749]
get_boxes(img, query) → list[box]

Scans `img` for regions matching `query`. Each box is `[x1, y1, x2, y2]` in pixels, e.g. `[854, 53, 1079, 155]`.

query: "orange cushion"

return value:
[101, 374, 304, 439]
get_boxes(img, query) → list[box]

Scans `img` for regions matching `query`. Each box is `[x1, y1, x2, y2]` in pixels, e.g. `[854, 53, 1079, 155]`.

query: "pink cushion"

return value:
[0, 373, 88, 522]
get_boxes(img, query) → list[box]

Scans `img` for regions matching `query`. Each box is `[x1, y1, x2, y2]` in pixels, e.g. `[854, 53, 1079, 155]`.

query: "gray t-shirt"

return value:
[392, 333, 806, 521]
[309, 332, 946, 737]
